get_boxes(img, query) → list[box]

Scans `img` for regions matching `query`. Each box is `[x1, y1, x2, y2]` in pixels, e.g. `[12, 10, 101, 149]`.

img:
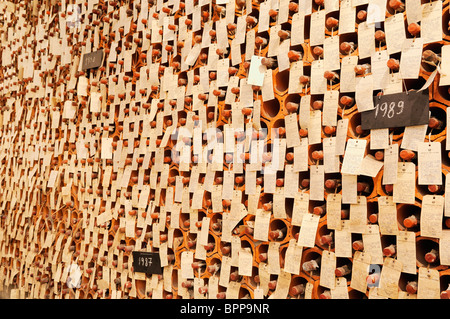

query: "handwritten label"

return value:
[81, 49, 104, 70]
[361, 90, 429, 130]
[132, 251, 163, 274]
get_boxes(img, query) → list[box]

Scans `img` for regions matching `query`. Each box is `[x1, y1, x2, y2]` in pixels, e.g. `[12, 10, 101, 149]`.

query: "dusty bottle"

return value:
[335, 264, 352, 277]
[302, 257, 321, 272]
[403, 214, 419, 229]
[424, 249, 438, 263]
[352, 240, 364, 251]
[382, 244, 396, 257]
[290, 284, 305, 296]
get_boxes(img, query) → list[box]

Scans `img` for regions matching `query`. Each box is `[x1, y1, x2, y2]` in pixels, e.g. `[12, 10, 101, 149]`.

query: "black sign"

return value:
[81, 49, 104, 70]
[361, 89, 429, 130]
[132, 251, 163, 274]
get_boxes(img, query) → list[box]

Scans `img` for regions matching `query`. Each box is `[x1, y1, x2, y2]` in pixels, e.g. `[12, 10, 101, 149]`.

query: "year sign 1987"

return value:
[132, 251, 163, 274]
[360, 89, 430, 130]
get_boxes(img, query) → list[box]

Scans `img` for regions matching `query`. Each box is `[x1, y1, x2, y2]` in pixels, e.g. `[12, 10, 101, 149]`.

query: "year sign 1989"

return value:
[361, 90, 429, 130]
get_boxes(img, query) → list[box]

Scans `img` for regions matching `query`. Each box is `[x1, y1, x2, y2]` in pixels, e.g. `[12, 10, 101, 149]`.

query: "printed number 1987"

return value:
[139, 257, 152, 267]
[374, 101, 404, 119]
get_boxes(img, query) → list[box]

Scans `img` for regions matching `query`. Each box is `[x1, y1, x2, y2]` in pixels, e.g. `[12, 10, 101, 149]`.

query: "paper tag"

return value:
[320, 250, 336, 289]
[338, 0, 355, 35]
[304, 282, 314, 299]
[273, 187, 287, 219]
[216, 19, 229, 50]
[180, 251, 194, 279]
[355, 75, 375, 112]
[292, 192, 309, 226]
[207, 275, 219, 299]
[263, 164, 276, 194]
[258, 262, 270, 296]
[406, 0, 422, 24]
[308, 110, 322, 145]
[421, 1, 442, 44]
[238, 247, 253, 277]
[323, 137, 340, 173]
[399, 38, 423, 79]
[212, 184, 223, 213]
[299, 95, 311, 129]
[385, 13, 406, 55]
[245, 29, 256, 61]
[358, 155, 383, 177]
[445, 174, 450, 217]
[268, 242, 281, 275]
[324, 36, 340, 71]
[288, 61, 304, 94]
[254, 209, 271, 242]
[296, 213, 320, 248]
[285, 113, 301, 148]
[219, 256, 232, 288]
[420, 195, 444, 239]
[334, 220, 352, 257]
[269, 270, 291, 299]
[393, 162, 416, 204]
[231, 236, 241, 267]
[258, 1, 270, 32]
[326, 193, 342, 230]
[267, 25, 281, 58]
[440, 48, 450, 87]
[198, 217, 210, 245]
[254, 286, 264, 299]
[262, 69, 275, 101]
[310, 10, 325, 46]
[277, 39, 291, 72]
[335, 118, 349, 155]
[362, 225, 384, 264]
[342, 173, 358, 204]
[217, 58, 229, 87]
[378, 196, 399, 235]
[439, 230, 450, 266]
[350, 196, 368, 234]
[340, 55, 358, 92]
[331, 277, 349, 299]
[382, 143, 399, 185]
[310, 60, 327, 95]
[247, 185, 262, 214]
[323, 90, 339, 127]
[283, 239, 303, 275]
[293, 138, 309, 172]
[396, 231, 416, 274]
[418, 142, 442, 186]
[284, 165, 299, 198]
[371, 50, 389, 90]
[350, 251, 371, 293]
[367, 0, 386, 24]
[370, 128, 389, 150]
[341, 139, 367, 175]
[357, 22, 375, 59]
[291, 13, 305, 45]
[401, 124, 427, 152]
[417, 267, 440, 299]
[378, 257, 402, 299]
[310, 165, 324, 201]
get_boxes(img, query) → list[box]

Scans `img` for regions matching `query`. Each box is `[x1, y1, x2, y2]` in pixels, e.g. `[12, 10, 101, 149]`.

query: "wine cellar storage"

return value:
[0, 0, 450, 299]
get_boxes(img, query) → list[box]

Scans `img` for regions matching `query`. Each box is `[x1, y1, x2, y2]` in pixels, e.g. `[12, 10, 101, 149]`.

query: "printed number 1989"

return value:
[374, 101, 404, 119]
